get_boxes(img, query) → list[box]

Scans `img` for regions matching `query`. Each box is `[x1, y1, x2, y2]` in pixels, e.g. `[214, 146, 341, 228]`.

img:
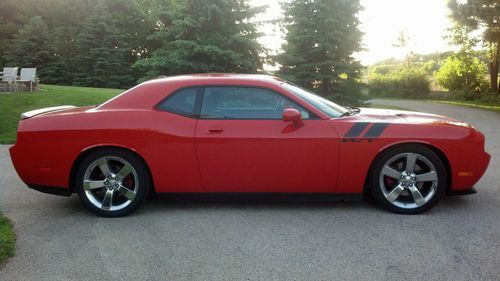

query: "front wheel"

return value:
[370, 144, 447, 214]
[75, 149, 150, 217]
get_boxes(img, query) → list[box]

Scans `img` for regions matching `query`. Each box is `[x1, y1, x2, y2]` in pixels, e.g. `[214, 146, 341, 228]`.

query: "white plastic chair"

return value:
[17, 68, 37, 92]
[1, 67, 18, 92]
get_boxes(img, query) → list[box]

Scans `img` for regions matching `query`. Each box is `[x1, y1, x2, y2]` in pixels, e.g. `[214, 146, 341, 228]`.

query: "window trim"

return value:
[198, 85, 319, 120]
[154, 84, 319, 120]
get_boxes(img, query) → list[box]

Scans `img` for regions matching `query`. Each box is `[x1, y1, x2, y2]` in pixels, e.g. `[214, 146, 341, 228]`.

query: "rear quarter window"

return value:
[156, 88, 202, 117]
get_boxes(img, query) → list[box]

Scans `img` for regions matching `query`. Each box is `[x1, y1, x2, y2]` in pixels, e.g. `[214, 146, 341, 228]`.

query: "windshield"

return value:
[283, 83, 349, 118]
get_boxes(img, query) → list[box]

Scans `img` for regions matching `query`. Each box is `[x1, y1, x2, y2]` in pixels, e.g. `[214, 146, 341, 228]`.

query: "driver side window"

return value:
[200, 87, 310, 119]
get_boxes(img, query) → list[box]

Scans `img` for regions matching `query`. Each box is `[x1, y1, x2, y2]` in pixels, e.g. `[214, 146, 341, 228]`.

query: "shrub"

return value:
[435, 55, 489, 94]
[368, 69, 430, 98]
[478, 92, 500, 104]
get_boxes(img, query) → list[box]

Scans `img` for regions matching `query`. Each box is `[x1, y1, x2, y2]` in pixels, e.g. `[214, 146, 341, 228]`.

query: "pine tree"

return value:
[4, 16, 64, 84]
[133, 0, 265, 81]
[277, 0, 365, 106]
[72, 1, 133, 88]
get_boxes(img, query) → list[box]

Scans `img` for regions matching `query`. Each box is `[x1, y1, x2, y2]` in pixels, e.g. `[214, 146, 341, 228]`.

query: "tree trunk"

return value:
[491, 60, 499, 93]
[490, 42, 499, 94]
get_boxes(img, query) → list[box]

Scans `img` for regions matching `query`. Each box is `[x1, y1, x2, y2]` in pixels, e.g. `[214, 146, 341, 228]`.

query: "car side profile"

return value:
[9, 74, 490, 216]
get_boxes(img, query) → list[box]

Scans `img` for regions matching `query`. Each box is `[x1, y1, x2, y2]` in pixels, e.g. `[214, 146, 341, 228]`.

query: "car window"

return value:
[200, 87, 311, 119]
[157, 88, 201, 117]
[283, 83, 348, 118]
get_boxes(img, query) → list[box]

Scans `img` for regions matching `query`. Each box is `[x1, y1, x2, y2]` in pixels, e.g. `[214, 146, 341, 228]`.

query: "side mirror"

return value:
[282, 108, 303, 127]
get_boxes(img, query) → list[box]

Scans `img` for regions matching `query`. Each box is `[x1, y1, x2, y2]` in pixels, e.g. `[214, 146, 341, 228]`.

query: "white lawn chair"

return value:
[1, 67, 18, 92]
[16, 68, 38, 92]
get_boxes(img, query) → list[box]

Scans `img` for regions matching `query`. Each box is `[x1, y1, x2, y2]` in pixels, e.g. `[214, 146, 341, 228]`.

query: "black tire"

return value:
[75, 148, 150, 217]
[370, 144, 447, 214]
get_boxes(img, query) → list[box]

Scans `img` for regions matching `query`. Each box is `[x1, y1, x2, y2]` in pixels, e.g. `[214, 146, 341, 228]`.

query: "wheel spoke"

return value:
[83, 180, 105, 191]
[386, 184, 404, 202]
[118, 185, 136, 201]
[409, 185, 426, 206]
[116, 164, 133, 181]
[415, 171, 437, 182]
[101, 189, 114, 210]
[405, 153, 417, 172]
[382, 165, 401, 179]
[96, 158, 112, 178]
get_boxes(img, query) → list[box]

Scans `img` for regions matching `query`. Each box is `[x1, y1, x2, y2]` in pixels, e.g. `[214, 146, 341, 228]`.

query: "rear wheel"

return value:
[370, 144, 447, 214]
[76, 149, 150, 217]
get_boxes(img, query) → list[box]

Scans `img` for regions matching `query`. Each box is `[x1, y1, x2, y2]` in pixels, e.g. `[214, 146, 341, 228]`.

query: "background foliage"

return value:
[0, 0, 366, 105]
[366, 0, 498, 103]
[0, 0, 267, 88]
[369, 68, 430, 98]
[277, 0, 365, 106]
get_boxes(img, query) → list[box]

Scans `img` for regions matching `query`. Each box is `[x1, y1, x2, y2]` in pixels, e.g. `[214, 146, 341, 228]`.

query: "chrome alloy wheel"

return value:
[379, 152, 438, 209]
[82, 156, 138, 212]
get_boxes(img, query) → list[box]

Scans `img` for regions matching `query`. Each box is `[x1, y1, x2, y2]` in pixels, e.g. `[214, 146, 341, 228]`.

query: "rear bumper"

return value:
[9, 142, 72, 189]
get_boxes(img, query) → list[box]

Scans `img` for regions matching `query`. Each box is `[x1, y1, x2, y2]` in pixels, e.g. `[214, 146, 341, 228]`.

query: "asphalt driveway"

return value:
[0, 99, 499, 281]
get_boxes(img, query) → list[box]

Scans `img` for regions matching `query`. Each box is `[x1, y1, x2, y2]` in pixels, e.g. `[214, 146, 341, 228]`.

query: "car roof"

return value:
[97, 74, 287, 111]
[141, 73, 285, 86]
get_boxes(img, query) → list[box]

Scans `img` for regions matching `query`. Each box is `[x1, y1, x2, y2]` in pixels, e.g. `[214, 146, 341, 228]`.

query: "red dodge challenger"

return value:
[9, 74, 490, 216]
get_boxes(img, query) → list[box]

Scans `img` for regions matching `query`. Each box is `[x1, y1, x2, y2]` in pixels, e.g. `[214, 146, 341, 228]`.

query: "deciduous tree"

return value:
[448, 0, 500, 93]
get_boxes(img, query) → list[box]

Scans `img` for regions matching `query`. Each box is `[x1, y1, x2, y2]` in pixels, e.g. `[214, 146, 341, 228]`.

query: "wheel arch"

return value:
[69, 145, 156, 194]
[363, 141, 452, 196]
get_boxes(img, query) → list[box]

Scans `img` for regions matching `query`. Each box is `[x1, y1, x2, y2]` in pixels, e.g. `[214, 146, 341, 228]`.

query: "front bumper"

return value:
[447, 186, 477, 196]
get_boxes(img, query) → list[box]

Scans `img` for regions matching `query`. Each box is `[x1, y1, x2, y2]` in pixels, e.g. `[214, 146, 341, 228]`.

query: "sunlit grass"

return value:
[429, 100, 500, 112]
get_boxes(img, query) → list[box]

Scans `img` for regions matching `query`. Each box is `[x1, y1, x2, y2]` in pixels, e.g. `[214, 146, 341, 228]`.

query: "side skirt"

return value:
[153, 192, 363, 203]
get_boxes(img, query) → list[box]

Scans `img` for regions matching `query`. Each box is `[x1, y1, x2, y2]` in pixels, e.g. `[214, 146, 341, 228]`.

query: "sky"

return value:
[251, 0, 455, 67]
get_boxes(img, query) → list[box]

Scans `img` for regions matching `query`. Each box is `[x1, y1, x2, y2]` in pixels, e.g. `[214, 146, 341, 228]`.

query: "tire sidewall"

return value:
[76, 148, 149, 217]
[370, 144, 447, 214]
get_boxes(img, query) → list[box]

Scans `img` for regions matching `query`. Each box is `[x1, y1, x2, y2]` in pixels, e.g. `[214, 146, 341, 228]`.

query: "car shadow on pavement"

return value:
[439, 195, 475, 209]
[47, 192, 477, 218]
[125, 193, 392, 217]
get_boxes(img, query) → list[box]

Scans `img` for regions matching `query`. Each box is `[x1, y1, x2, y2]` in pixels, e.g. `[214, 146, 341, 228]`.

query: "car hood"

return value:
[347, 107, 467, 126]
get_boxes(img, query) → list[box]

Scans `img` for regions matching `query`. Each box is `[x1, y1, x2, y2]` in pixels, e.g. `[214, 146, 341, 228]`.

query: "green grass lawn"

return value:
[429, 100, 500, 112]
[0, 213, 15, 265]
[0, 84, 122, 144]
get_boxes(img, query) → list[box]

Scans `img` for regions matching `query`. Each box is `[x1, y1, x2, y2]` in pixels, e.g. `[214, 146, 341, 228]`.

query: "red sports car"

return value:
[9, 74, 490, 216]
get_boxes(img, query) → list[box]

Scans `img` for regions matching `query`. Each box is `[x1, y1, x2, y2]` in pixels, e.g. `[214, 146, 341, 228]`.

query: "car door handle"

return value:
[208, 128, 224, 133]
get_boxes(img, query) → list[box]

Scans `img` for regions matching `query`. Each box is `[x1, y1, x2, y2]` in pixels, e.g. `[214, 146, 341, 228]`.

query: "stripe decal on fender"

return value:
[344, 122, 370, 138]
[363, 123, 389, 138]
[343, 122, 389, 138]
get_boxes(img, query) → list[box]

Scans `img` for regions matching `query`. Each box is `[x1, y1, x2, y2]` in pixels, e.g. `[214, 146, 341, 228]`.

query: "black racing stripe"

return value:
[363, 123, 389, 138]
[344, 122, 370, 137]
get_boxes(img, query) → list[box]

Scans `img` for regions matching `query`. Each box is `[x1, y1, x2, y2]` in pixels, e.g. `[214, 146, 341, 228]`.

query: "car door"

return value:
[194, 86, 340, 193]
[151, 87, 205, 192]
